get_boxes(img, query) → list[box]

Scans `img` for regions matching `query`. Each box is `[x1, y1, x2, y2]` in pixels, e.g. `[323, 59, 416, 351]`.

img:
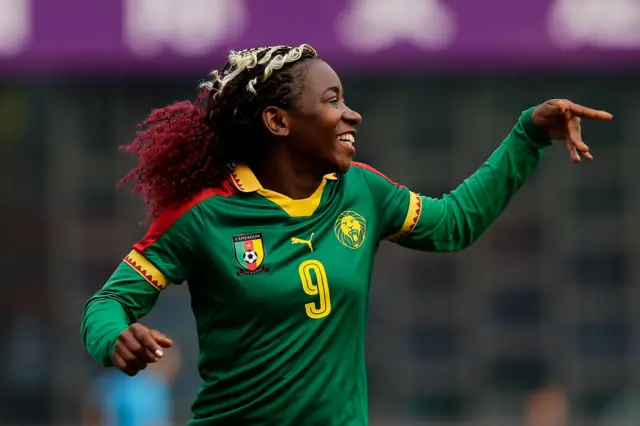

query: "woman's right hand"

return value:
[111, 323, 173, 376]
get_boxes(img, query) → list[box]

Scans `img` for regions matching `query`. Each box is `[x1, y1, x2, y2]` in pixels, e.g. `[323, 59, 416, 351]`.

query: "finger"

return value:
[113, 348, 144, 376]
[565, 139, 580, 163]
[570, 117, 593, 160]
[566, 116, 588, 151]
[565, 116, 594, 161]
[112, 352, 129, 371]
[131, 326, 165, 360]
[116, 341, 148, 371]
[567, 102, 613, 120]
[150, 330, 174, 350]
[120, 331, 157, 363]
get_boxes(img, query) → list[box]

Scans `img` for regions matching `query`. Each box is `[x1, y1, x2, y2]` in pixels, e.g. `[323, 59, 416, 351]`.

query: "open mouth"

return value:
[337, 133, 355, 146]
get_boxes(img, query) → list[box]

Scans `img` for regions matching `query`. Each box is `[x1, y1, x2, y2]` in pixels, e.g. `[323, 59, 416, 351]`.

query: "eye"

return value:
[329, 97, 340, 106]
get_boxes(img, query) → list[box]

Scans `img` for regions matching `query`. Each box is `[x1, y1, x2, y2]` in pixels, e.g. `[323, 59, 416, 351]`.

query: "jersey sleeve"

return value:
[81, 202, 205, 367]
[359, 106, 550, 252]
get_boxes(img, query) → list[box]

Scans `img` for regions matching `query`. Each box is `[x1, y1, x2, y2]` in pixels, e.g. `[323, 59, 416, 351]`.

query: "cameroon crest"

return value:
[233, 233, 268, 276]
[334, 211, 367, 249]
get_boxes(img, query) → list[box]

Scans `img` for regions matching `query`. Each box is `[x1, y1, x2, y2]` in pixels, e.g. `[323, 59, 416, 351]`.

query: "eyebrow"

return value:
[323, 86, 341, 96]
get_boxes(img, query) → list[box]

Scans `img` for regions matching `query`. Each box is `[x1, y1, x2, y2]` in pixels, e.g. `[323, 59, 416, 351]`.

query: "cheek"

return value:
[320, 108, 342, 137]
[306, 111, 340, 149]
[292, 105, 342, 152]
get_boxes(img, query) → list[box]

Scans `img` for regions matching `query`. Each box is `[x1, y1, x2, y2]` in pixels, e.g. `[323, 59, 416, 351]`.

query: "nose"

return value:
[342, 106, 362, 126]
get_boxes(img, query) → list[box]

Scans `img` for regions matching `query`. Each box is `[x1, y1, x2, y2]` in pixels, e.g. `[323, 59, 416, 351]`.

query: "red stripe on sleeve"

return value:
[352, 161, 406, 189]
[133, 178, 237, 253]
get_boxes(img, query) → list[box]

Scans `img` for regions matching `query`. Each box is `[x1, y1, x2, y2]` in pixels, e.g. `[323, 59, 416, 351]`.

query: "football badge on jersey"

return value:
[334, 210, 367, 249]
[233, 233, 268, 276]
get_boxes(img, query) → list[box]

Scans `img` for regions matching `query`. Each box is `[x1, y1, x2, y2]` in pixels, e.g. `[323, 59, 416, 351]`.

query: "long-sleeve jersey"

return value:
[82, 107, 549, 425]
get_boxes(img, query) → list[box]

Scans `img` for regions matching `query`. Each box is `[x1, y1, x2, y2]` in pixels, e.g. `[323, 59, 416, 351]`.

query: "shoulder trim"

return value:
[124, 249, 170, 290]
[352, 162, 405, 189]
[133, 179, 236, 253]
[387, 191, 423, 241]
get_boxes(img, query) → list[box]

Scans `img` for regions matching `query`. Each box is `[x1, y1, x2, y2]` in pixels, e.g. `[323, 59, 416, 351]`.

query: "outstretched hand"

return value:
[532, 99, 613, 163]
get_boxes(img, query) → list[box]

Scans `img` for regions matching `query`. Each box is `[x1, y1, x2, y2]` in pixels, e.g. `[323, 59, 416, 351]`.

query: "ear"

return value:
[262, 106, 291, 137]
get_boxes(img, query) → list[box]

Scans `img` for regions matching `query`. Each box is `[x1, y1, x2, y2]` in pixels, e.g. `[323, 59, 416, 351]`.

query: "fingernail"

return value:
[155, 349, 164, 357]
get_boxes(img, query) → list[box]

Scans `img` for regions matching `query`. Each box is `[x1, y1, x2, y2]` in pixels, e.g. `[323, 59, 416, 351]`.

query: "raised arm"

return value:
[360, 102, 612, 252]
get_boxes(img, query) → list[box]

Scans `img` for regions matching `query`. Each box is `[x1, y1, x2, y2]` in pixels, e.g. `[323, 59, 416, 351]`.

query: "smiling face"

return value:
[261, 58, 363, 175]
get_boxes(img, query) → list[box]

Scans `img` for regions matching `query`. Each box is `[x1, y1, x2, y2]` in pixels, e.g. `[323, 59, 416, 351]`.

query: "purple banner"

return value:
[1, 0, 640, 74]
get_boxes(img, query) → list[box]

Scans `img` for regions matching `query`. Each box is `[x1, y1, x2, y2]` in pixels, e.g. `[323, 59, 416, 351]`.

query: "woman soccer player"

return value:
[81, 44, 612, 425]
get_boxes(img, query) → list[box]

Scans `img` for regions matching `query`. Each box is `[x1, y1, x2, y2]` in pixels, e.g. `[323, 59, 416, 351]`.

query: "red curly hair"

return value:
[118, 45, 318, 221]
[117, 92, 218, 220]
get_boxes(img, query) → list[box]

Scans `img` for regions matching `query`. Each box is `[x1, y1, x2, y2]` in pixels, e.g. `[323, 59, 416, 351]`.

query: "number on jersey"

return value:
[298, 260, 331, 319]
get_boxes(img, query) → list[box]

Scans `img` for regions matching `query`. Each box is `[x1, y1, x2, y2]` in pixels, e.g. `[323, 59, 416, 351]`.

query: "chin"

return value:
[335, 156, 353, 175]
[327, 144, 355, 175]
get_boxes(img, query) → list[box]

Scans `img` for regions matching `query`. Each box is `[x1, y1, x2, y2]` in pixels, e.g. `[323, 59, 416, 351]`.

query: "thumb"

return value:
[150, 330, 173, 348]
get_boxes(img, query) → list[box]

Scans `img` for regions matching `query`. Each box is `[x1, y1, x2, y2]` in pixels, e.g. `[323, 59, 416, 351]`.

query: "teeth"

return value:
[337, 134, 355, 143]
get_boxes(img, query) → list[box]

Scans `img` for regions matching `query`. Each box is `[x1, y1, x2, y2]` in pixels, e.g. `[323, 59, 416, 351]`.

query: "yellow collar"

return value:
[230, 163, 337, 193]
[229, 164, 337, 217]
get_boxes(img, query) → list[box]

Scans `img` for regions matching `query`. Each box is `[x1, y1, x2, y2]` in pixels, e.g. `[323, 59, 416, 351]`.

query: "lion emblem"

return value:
[334, 211, 367, 249]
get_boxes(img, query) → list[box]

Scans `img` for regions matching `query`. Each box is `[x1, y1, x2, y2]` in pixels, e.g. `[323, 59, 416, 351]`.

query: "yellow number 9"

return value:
[298, 260, 331, 319]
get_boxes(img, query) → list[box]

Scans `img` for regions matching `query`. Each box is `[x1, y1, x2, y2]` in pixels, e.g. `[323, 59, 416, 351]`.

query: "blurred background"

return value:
[2, 0, 639, 425]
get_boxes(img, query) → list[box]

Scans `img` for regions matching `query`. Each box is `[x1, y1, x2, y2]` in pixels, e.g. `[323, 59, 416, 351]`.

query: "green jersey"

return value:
[81, 107, 549, 425]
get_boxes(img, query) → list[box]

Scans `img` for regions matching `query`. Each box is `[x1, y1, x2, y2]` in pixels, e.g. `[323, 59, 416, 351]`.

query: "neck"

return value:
[251, 146, 324, 200]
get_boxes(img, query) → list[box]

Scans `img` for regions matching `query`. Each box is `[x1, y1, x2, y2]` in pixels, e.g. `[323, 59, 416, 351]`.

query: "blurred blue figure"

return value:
[83, 345, 181, 426]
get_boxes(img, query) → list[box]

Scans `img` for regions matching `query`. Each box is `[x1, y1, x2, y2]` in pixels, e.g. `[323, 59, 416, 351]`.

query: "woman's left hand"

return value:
[532, 99, 613, 163]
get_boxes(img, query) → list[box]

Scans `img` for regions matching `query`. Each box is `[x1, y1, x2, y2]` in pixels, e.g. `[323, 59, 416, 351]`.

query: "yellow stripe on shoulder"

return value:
[123, 249, 170, 291]
[387, 191, 423, 242]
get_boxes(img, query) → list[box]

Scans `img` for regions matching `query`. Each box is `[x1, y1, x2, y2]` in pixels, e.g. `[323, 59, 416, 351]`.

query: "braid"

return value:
[202, 44, 317, 163]
[199, 44, 317, 99]
[119, 44, 318, 220]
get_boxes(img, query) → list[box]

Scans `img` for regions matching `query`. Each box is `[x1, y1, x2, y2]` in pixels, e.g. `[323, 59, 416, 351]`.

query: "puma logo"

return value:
[291, 233, 315, 252]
